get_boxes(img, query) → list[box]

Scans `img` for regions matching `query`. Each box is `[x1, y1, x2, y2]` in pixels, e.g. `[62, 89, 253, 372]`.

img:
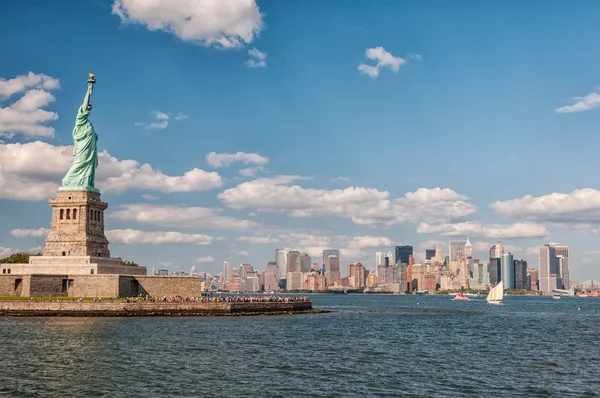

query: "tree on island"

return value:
[122, 260, 139, 267]
[0, 252, 42, 264]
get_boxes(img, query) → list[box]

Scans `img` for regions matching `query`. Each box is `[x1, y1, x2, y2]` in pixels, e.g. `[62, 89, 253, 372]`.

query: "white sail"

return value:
[487, 281, 503, 304]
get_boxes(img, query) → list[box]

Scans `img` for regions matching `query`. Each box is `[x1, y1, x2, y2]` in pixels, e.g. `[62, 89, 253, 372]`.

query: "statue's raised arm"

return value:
[61, 73, 100, 192]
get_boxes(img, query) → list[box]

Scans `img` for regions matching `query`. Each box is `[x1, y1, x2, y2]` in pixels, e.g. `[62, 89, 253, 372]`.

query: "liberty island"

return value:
[0, 73, 314, 315]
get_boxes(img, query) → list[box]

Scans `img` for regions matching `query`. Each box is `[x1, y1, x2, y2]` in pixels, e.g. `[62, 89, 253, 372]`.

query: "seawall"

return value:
[0, 301, 320, 317]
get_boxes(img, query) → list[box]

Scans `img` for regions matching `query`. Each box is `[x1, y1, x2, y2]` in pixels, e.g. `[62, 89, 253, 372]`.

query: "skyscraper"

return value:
[425, 249, 436, 260]
[552, 243, 569, 289]
[223, 256, 230, 284]
[501, 253, 515, 289]
[465, 237, 473, 259]
[434, 243, 444, 263]
[376, 252, 386, 267]
[275, 249, 289, 280]
[387, 250, 394, 266]
[263, 261, 279, 291]
[514, 259, 528, 290]
[449, 241, 466, 262]
[488, 258, 501, 286]
[300, 252, 311, 273]
[395, 245, 413, 265]
[539, 245, 558, 292]
[489, 241, 505, 260]
[322, 249, 340, 267]
[287, 250, 301, 273]
[324, 255, 340, 286]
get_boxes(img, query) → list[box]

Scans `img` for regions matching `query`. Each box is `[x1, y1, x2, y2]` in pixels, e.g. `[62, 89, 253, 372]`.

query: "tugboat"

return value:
[452, 288, 471, 301]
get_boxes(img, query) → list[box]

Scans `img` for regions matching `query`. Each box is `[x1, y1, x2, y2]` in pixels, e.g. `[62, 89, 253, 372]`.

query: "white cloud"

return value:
[0, 141, 222, 200]
[237, 251, 250, 256]
[106, 229, 213, 245]
[137, 110, 170, 130]
[237, 236, 279, 244]
[109, 203, 259, 230]
[112, 0, 264, 49]
[206, 151, 269, 168]
[279, 233, 395, 263]
[0, 247, 16, 257]
[0, 72, 60, 138]
[555, 92, 600, 113]
[10, 228, 49, 237]
[218, 176, 476, 227]
[141, 194, 156, 200]
[175, 112, 188, 121]
[246, 47, 267, 68]
[238, 167, 264, 177]
[490, 188, 600, 224]
[196, 256, 214, 263]
[331, 176, 350, 181]
[358, 47, 416, 79]
[153, 111, 169, 120]
[417, 221, 549, 239]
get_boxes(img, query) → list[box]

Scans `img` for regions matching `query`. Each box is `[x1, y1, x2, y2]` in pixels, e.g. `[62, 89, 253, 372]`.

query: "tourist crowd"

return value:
[32, 295, 311, 303]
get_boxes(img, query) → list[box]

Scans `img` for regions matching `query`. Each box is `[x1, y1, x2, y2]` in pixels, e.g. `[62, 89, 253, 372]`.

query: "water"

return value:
[1, 295, 599, 397]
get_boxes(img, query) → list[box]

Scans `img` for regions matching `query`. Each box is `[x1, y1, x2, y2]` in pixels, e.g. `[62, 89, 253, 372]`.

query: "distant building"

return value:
[376, 252, 386, 267]
[222, 256, 230, 284]
[395, 245, 413, 265]
[275, 249, 288, 280]
[263, 261, 279, 291]
[449, 241, 466, 262]
[501, 253, 515, 289]
[552, 243, 569, 289]
[527, 268, 539, 291]
[287, 251, 301, 273]
[434, 243, 444, 263]
[425, 249, 436, 260]
[489, 241, 504, 260]
[539, 245, 558, 292]
[300, 252, 311, 273]
[514, 259, 528, 290]
[488, 258, 501, 286]
[322, 249, 340, 267]
[465, 237, 473, 259]
[286, 272, 305, 290]
[324, 255, 340, 286]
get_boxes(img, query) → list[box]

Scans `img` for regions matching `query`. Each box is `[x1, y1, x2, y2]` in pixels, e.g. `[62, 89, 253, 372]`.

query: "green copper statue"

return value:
[61, 73, 99, 193]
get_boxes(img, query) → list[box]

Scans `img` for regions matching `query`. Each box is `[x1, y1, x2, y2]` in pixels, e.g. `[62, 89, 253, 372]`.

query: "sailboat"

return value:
[486, 281, 504, 305]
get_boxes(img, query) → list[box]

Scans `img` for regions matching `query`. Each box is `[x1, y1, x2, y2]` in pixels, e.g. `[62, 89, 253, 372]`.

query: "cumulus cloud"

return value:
[112, 0, 264, 49]
[490, 188, 600, 224]
[206, 151, 269, 168]
[358, 47, 418, 79]
[246, 47, 267, 68]
[555, 92, 600, 113]
[109, 203, 259, 230]
[218, 176, 476, 227]
[107, 229, 213, 245]
[196, 256, 214, 263]
[174, 112, 188, 121]
[237, 236, 279, 244]
[0, 72, 60, 138]
[238, 167, 264, 177]
[0, 247, 16, 257]
[279, 233, 395, 262]
[10, 228, 49, 237]
[0, 141, 222, 200]
[417, 221, 549, 239]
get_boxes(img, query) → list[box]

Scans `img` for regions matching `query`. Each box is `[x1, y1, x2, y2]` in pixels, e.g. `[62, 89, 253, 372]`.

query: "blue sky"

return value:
[2, 0, 600, 281]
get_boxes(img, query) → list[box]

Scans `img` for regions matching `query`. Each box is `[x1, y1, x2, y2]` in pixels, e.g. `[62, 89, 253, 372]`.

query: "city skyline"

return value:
[2, 1, 600, 281]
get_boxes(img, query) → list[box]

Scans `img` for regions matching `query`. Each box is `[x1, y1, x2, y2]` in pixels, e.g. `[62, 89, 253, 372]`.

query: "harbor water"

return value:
[1, 294, 599, 397]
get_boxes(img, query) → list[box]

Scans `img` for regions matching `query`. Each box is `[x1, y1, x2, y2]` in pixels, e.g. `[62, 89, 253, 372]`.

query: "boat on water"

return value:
[552, 294, 561, 300]
[453, 289, 471, 301]
[486, 281, 504, 305]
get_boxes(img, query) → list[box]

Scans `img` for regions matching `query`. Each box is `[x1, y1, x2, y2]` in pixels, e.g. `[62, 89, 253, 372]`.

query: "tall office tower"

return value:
[527, 268, 539, 291]
[434, 243, 444, 263]
[387, 250, 394, 266]
[488, 258, 501, 286]
[395, 245, 413, 265]
[551, 243, 569, 289]
[489, 240, 505, 260]
[377, 264, 387, 285]
[275, 249, 289, 280]
[241, 263, 254, 279]
[425, 249, 436, 260]
[223, 256, 230, 284]
[465, 237, 473, 259]
[322, 249, 340, 267]
[287, 250, 301, 273]
[324, 255, 341, 286]
[300, 252, 312, 273]
[539, 245, 558, 292]
[376, 252, 386, 267]
[449, 241, 466, 262]
[501, 253, 515, 289]
[264, 261, 279, 291]
[352, 263, 367, 287]
[514, 259, 528, 290]
[347, 263, 355, 279]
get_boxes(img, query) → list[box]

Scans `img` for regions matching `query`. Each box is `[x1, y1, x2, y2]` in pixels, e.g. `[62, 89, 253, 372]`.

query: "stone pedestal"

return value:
[44, 190, 110, 257]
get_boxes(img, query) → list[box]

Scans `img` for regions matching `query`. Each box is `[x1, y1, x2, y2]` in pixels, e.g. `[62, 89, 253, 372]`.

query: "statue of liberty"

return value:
[61, 73, 99, 192]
